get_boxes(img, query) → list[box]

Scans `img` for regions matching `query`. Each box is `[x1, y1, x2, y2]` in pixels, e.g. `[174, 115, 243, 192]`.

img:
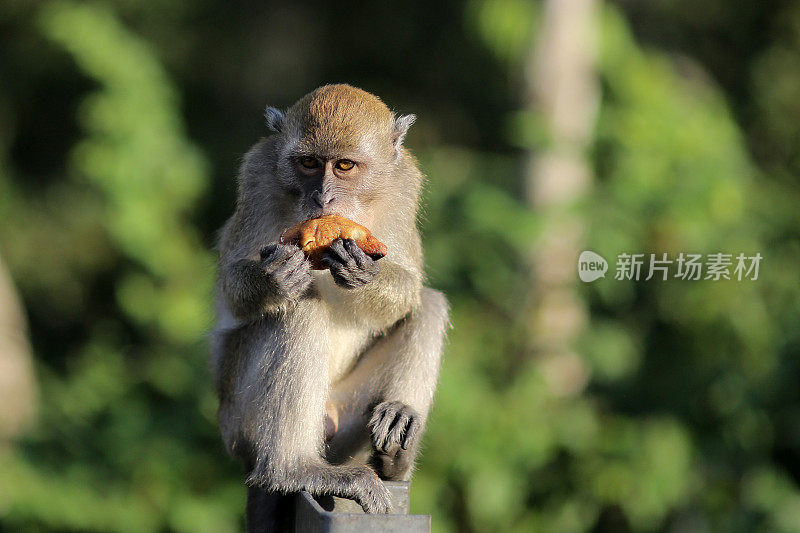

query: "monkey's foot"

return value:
[349, 467, 393, 514]
[369, 401, 420, 453]
[368, 402, 420, 481]
[246, 462, 391, 515]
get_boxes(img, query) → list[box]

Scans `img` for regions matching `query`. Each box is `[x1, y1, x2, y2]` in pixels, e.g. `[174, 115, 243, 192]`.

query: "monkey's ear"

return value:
[265, 107, 286, 133]
[392, 114, 416, 155]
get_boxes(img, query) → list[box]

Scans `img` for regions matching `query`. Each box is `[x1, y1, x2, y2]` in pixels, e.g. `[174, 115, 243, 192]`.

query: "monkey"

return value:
[209, 84, 449, 531]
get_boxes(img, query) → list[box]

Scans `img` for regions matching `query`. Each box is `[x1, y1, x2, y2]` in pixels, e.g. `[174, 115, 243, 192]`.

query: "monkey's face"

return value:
[266, 85, 414, 228]
[276, 131, 395, 228]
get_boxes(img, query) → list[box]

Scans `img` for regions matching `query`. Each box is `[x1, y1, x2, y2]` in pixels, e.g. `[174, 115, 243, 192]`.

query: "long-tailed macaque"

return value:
[210, 84, 449, 531]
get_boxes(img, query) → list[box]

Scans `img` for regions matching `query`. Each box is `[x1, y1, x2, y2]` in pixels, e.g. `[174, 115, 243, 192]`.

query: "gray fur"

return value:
[211, 85, 448, 531]
[265, 107, 285, 132]
[392, 114, 416, 154]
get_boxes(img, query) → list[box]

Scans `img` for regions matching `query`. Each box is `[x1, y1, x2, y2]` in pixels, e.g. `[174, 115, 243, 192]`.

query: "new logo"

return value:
[578, 251, 608, 282]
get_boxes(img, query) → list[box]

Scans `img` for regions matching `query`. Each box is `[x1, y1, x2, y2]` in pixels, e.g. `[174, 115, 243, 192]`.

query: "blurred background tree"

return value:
[2, 0, 800, 531]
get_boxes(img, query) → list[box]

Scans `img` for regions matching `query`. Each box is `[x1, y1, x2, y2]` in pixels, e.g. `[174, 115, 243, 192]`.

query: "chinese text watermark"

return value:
[578, 251, 762, 283]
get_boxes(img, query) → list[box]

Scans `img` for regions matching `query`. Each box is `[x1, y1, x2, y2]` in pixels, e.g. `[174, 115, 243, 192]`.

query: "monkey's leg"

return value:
[327, 287, 449, 480]
[229, 299, 391, 526]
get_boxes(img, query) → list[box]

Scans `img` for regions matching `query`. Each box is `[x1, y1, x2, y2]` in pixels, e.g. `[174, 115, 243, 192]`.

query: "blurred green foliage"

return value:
[2, 0, 800, 531]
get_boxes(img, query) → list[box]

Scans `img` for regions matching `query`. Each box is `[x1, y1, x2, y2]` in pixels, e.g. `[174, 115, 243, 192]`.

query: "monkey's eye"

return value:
[299, 156, 319, 169]
[335, 159, 355, 171]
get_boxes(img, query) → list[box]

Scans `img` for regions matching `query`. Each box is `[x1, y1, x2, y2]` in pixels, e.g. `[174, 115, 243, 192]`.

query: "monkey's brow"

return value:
[288, 149, 316, 159]
[288, 149, 364, 161]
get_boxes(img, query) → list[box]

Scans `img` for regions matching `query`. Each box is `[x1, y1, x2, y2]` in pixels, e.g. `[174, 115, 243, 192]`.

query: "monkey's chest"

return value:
[326, 321, 374, 383]
[312, 270, 394, 325]
[311, 271, 389, 382]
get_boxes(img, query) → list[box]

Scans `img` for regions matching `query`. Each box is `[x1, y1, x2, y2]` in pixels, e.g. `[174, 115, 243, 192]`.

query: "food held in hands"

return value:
[280, 214, 388, 269]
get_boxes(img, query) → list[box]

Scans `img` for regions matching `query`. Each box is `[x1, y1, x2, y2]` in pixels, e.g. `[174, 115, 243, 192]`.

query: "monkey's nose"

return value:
[311, 191, 333, 208]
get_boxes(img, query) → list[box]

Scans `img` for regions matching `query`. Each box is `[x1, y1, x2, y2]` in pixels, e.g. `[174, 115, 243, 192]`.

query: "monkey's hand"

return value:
[259, 243, 313, 302]
[321, 239, 380, 289]
[368, 401, 421, 456]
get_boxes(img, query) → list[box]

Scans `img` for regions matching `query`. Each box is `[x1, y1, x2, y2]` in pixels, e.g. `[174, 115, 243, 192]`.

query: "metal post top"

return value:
[293, 481, 431, 533]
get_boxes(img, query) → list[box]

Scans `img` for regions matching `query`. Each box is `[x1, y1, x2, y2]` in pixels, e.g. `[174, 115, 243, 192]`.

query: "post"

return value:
[292, 481, 430, 533]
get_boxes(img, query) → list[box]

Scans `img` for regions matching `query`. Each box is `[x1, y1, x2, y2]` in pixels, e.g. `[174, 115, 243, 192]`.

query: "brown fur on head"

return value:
[262, 84, 418, 229]
[289, 85, 395, 159]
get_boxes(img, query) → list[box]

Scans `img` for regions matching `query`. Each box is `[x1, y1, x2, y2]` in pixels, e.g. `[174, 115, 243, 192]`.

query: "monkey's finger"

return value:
[387, 411, 410, 449]
[401, 417, 421, 450]
[282, 268, 305, 287]
[327, 239, 357, 269]
[283, 255, 311, 278]
[353, 268, 377, 285]
[259, 243, 280, 262]
[271, 250, 306, 281]
[343, 240, 380, 280]
[342, 239, 371, 269]
[262, 244, 296, 271]
[355, 473, 392, 514]
[271, 264, 298, 286]
[381, 410, 404, 452]
[320, 253, 341, 270]
[280, 247, 306, 271]
[372, 409, 401, 451]
[321, 252, 355, 277]
[324, 254, 375, 289]
[368, 406, 389, 448]
[326, 260, 364, 289]
[368, 403, 391, 430]
[324, 260, 348, 285]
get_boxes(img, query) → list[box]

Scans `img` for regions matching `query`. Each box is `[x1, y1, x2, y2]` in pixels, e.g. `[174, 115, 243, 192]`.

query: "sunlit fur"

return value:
[210, 84, 449, 530]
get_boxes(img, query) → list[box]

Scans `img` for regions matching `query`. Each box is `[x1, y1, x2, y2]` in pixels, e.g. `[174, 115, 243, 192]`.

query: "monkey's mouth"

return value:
[303, 206, 348, 223]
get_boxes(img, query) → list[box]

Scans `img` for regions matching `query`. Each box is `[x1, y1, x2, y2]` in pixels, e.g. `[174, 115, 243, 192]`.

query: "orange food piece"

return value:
[280, 214, 388, 270]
